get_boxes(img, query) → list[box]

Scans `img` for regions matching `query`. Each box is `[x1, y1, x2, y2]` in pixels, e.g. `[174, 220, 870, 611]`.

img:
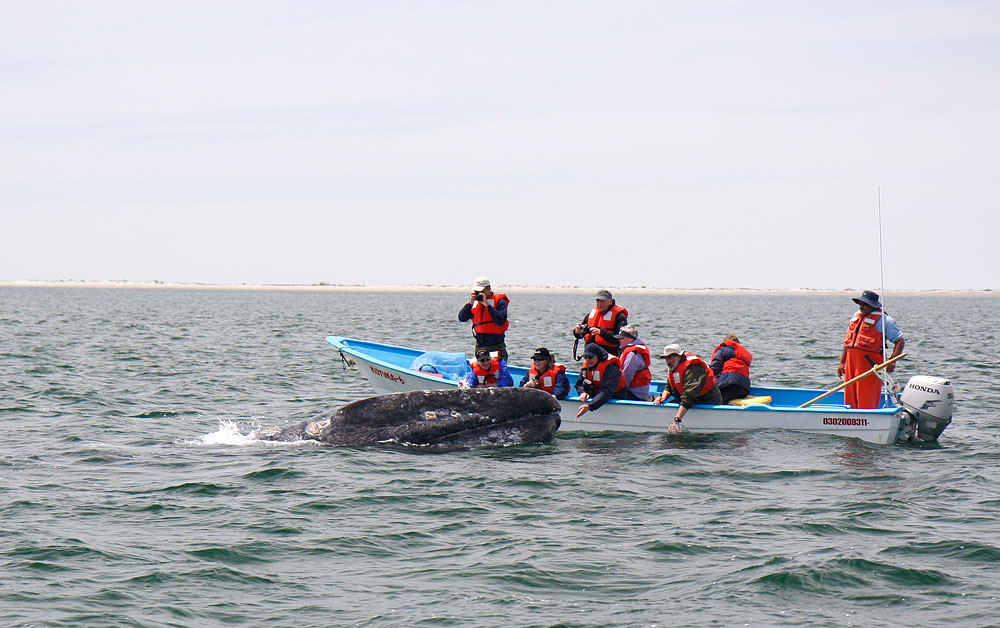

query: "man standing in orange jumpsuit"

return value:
[837, 290, 905, 409]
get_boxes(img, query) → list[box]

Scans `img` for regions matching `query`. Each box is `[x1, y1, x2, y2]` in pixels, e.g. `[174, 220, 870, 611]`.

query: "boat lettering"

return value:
[907, 383, 940, 395]
[370, 365, 405, 384]
[823, 417, 869, 426]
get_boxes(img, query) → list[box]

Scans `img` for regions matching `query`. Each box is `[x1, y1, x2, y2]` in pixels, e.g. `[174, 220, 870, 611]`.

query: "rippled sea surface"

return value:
[2, 287, 998, 627]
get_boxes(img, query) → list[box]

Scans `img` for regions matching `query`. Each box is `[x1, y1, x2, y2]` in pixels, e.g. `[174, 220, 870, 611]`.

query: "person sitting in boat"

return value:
[575, 342, 625, 417]
[613, 325, 652, 401]
[837, 290, 905, 409]
[573, 289, 628, 356]
[464, 348, 513, 388]
[458, 276, 510, 361]
[654, 344, 723, 432]
[520, 347, 571, 400]
[710, 333, 753, 404]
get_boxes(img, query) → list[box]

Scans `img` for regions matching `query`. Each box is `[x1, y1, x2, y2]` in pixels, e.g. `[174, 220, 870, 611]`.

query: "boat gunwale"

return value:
[326, 336, 901, 416]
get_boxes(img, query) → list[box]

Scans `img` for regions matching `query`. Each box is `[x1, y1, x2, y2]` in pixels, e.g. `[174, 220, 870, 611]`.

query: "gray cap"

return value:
[595, 289, 613, 300]
[614, 325, 638, 339]
[659, 344, 683, 358]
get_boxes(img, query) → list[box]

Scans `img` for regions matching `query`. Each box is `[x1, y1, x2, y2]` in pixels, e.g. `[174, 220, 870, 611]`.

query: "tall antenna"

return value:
[877, 186, 885, 313]
[877, 186, 890, 406]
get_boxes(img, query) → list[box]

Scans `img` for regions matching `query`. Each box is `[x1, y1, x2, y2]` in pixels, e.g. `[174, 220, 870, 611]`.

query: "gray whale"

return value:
[257, 387, 561, 450]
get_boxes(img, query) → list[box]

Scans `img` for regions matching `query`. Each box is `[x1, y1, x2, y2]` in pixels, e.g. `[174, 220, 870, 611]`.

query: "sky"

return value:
[1, 0, 997, 290]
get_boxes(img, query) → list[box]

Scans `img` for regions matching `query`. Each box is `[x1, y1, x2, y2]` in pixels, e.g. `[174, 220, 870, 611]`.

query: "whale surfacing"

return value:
[257, 387, 561, 450]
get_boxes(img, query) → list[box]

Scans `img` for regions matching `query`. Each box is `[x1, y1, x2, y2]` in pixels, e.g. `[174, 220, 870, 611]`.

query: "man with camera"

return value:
[457, 276, 510, 361]
[573, 289, 628, 356]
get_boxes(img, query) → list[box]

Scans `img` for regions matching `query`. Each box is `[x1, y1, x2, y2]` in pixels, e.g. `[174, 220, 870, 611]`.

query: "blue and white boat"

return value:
[326, 336, 953, 445]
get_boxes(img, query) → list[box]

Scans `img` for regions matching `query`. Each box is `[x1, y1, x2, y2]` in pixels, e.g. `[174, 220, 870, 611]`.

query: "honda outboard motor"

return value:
[898, 376, 954, 442]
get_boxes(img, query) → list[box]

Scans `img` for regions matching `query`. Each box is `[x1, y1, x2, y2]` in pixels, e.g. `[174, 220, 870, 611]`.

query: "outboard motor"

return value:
[898, 376, 954, 442]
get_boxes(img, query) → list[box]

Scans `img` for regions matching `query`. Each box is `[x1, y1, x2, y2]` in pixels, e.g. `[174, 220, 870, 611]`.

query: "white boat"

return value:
[326, 336, 954, 445]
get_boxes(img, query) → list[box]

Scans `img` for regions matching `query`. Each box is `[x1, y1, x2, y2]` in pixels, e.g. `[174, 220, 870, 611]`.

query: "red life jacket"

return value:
[668, 353, 717, 398]
[844, 311, 884, 360]
[471, 293, 510, 335]
[581, 355, 626, 393]
[618, 343, 652, 387]
[584, 304, 628, 349]
[528, 362, 566, 394]
[470, 358, 501, 386]
[712, 340, 752, 378]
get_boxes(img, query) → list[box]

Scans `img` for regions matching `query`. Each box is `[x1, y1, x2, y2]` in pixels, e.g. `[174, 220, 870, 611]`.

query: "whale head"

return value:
[259, 387, 561, 451]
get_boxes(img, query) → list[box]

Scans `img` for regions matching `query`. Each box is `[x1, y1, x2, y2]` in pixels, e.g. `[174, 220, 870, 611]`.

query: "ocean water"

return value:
[1, 287, 998, 628]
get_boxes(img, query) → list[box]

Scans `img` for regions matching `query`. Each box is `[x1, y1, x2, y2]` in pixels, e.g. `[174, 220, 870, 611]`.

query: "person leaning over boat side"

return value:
[520, 347, 571, 400]
[710, 333, 753, 404]
[653, 344, 723, 432]
[458, 276, 509, 361]
[464, 348, 513, 388]
[574, 342, 625, 417]
[837, 290, 905, 409]
[613, 325, 652, 401]
[573, 289, 628, 357]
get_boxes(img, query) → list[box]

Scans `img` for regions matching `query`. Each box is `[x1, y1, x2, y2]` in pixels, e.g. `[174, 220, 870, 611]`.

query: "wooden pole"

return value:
[798, 353, 907, 408]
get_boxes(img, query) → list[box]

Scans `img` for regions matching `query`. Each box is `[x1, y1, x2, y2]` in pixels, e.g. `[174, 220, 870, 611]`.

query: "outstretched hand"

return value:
[576, 404, 591, 418]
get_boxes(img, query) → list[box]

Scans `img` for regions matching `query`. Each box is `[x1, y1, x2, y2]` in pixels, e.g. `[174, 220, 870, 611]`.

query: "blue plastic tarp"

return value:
[410, 351, 472, 381]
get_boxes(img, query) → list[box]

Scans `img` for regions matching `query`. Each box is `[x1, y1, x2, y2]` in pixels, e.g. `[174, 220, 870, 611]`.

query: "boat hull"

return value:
[328, 336, 906, 445]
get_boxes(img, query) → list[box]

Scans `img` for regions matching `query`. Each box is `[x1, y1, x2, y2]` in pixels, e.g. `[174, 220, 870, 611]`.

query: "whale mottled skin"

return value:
[256, 387, 561, 450]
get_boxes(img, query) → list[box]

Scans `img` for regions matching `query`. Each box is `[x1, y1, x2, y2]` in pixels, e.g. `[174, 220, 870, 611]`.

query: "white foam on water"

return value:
[184, 419, 314, 448]
[198, 419, 259, 446]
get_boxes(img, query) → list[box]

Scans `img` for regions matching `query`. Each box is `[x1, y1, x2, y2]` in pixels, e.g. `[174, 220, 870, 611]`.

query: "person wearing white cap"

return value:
[613, 325, 651, 401]
[653, 344, 723, 430]
[458, 276, 510, 361]
[837, 290, 905, 409]
[572, 289, 629, 356]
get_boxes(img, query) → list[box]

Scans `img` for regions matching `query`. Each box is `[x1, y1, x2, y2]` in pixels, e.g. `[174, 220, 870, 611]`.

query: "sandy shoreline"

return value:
[0, 279, 995, 297]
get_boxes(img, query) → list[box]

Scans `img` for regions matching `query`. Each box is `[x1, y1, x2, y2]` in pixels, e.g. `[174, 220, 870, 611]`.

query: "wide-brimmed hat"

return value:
[659, 344, 683, 358]
[472, 276, 491, 291]
[852, 290, 882, 309]
[614, 325, 638, 339]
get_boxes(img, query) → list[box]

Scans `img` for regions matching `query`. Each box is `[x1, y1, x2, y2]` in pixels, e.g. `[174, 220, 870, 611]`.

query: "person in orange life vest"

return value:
[710, 333, 753, 404]
[574, 342, 625, 417]
[463, 348, 513, 388]
[837, 290, 905, 409]
[653, 344, 722, 432]
[613, 325, 652, 401]
[519, 347, 571, 400]
[458, 276, 509, 361]
[573, 289, 628, 357]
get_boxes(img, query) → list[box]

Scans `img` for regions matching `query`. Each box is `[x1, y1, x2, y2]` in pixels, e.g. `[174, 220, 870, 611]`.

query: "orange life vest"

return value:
[581, 355, 626, 393]
[844, 311, 884, 361]
[471, 293, 510, 335]
[528, 363, 566, 394]
[584, 304, 628, 348]
[668, 353, 717, 398]
[618, 343, 652, 387]
[712, 340, 752, 378]
[470, 358, 501, 386]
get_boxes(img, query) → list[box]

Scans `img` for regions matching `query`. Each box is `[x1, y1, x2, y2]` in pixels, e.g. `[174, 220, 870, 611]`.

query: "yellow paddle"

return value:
[798, 353, 907, 408]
